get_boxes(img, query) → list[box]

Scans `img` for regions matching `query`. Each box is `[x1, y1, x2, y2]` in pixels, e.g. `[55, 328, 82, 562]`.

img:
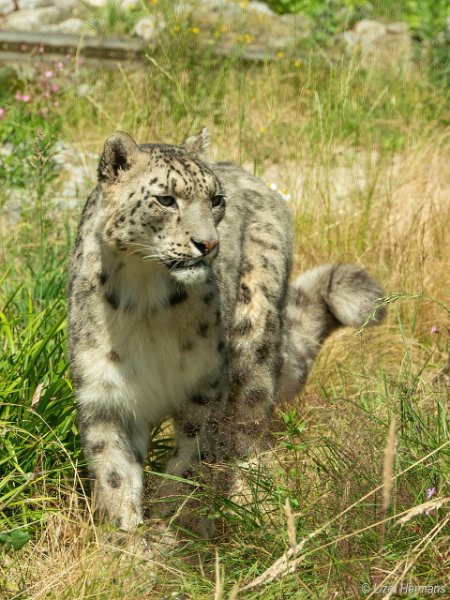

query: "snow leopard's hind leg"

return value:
[224, 203, 293, 460]
[277, 263, 386, 403]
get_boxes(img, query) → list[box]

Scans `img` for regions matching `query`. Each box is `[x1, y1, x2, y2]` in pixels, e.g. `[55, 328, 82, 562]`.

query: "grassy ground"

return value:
[0, 26, 449, 600]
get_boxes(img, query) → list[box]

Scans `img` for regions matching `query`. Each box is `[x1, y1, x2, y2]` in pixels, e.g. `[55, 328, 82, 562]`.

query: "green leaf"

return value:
[0, 528, 31, 551]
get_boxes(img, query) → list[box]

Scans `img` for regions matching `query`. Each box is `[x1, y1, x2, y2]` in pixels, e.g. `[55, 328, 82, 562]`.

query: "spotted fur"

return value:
[68, 129, 385, 531]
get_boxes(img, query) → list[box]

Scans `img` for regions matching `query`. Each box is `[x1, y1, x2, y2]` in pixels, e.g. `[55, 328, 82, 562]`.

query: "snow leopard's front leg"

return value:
[78, 406, 149, 530]
[154, 373, 228, 535]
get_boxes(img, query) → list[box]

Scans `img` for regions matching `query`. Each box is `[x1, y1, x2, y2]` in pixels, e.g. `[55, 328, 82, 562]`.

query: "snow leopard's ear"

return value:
[98, 131, 141, 182]
[182, 127, 210, 161]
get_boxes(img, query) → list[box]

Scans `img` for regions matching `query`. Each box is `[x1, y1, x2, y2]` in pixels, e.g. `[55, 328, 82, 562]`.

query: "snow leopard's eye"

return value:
[155, 195, 177, 208]
[211, 195, 225, 208]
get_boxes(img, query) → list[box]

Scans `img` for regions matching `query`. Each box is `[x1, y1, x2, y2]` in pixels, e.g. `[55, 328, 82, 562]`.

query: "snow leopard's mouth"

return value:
[164, 257, 206, 271]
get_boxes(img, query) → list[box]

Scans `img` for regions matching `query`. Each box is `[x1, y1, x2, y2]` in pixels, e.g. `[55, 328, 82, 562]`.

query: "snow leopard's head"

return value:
[96, 129, 225, 284]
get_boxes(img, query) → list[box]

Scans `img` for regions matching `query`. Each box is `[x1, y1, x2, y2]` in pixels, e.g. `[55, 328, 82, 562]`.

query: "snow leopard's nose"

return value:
[191, 238, 219, 256]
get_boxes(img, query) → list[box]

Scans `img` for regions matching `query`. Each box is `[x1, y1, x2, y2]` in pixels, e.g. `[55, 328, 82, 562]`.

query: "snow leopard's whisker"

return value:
[126, 245, 162, 262]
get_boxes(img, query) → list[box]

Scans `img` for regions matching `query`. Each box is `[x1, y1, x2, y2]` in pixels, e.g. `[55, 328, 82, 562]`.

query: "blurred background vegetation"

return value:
[0, 0, 449, 597]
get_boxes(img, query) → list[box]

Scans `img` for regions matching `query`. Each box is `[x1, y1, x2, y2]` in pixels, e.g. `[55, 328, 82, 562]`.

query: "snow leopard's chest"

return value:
[77, 282, 224, 424]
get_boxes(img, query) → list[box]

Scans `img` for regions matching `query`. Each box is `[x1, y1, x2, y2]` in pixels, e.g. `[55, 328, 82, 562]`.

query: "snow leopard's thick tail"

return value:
[277, 264, 386, 402]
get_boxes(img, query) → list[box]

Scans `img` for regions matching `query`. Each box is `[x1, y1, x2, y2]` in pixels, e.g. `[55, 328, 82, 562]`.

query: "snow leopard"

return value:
[68, 129, 385, 532]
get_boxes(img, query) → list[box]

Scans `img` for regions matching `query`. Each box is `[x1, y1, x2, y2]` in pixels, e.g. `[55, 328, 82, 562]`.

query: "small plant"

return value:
[88, 0, 144, 37]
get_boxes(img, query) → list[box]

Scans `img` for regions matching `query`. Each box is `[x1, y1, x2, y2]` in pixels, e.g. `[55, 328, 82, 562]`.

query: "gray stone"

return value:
[199, 0, 242, 15]
[1, 7, 61, 31]
[386, 21, 409, 34]
[0, 0, 53, 9]
[354, 19, 387, 50]
[340, 18, 412, 71]
[247, 1, 275, 17]
[44, 17, 87, 35]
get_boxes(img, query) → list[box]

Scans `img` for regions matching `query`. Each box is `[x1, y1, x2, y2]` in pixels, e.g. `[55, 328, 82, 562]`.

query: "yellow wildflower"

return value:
[237, 33, 254, 44]
[191, 27, 200, 35]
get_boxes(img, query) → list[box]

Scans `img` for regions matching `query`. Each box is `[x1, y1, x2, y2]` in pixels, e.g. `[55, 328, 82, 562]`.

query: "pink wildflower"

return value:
[38, 45, 44, 53]
[44, 70, 53, 79]
[425, 486, 437, 515]
[43, 90, 50, 98]
[22, 94, 31, 103]
[50, 83, 59, 93]
[56, 61, 64, 71]
[76, 57, 85, 67]
[14, 91, 22, 101]
[431, 326, 439, 334]
[0, 107, 5, 119]
[426, 487, 437, 500]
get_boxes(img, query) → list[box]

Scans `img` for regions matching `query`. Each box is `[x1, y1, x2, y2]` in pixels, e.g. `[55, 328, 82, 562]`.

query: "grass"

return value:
[0, 20, 449, 600]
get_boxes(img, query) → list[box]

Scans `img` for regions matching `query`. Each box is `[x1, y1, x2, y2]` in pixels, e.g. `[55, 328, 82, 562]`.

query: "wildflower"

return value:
[258, 125, 266, 134]
[237, 33, 254, 44]
[76, 57, 84, 67]
[294, 59, 301, 68]
[431, 326, 439, 334]
[44, 69, 53, 79]
[22, 94, 31, 103]
[191, 27, 200, 35]
[56, 61, 64, 71]
[426, 487, 437, 500]
[424, 486, 437, 515]
[266, 181, 291, 201]
[14, 91, 22, 101]
[276, 51, 285, 59]
[50, 83, 59, 93]
[43, 90, 50, 98]
[0, 107, 5, 119]
[172, 25, 180, 34]
[38, 45, 44, 53]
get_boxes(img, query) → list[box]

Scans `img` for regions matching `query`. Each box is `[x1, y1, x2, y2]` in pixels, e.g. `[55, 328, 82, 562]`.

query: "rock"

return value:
[353, 19, 387, 50]
[44, 17, 87, 35]
[133, 15, 166, 42]
[341, 30, 359, 51]
[246, 1, 275, 17]
[52, 141, 97, 209]
[386, 21, 409, 34]
[16, 0, 54, 8]
[1, 7, 61, 31]
[194, 0, 243, 16]
[0, 1, 87, 31]
[83, 0, 107, 6]
[340, 19, 412, 71]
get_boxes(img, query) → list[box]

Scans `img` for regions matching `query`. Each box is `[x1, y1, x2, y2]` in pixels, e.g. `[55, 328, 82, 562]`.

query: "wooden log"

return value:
[0, 30, 146, 62]
[0, 30, 278, 66]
